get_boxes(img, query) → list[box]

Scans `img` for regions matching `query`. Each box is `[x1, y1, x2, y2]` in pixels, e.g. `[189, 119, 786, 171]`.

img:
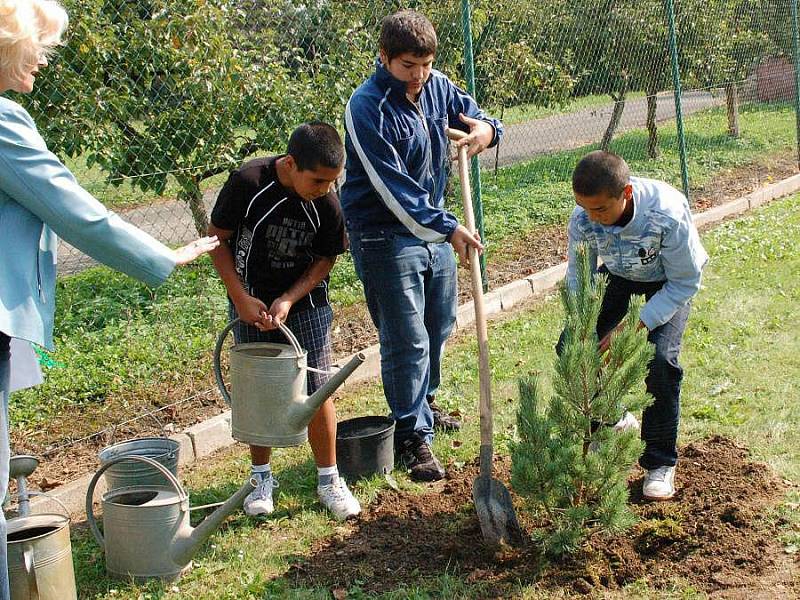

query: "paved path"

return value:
[57, 91, 720, 274]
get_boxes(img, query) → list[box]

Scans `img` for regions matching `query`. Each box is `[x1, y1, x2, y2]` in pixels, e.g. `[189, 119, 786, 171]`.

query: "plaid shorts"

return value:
[228, 303, 334, 394]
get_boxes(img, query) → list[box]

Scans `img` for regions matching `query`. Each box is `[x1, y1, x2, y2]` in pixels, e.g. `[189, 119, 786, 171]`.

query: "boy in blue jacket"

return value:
[341, 10, 503, 481]
[565, 150, 708, 500]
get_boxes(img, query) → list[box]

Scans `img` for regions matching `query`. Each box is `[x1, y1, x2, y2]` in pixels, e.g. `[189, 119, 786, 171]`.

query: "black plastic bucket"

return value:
[336, 416, 395, 480]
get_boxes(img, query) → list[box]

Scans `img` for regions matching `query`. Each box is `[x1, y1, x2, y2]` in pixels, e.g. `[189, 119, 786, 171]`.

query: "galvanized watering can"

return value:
[7, 513, 77, 600]
[213, 319, 365, 447]
[85, 455, 253, 582]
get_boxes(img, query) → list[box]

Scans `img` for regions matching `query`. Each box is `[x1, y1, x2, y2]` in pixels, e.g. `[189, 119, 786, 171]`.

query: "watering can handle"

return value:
[213, 319, 305, 406]
[22, 543, 39, 600]
[85, 455, 187, 549]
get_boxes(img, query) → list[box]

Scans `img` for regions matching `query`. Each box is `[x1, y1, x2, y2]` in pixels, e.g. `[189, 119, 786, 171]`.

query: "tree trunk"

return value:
[177, 176, 209, 235]
[725, 83, 740, 138]
[646, 92, 659, 159]
[601, 92, 627, 150]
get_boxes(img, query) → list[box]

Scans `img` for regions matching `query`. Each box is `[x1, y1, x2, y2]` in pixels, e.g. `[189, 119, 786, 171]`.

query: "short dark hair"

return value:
[572, 150, 630, 197]
[287, 121, 344, 171]
[379, 10, 437, 60]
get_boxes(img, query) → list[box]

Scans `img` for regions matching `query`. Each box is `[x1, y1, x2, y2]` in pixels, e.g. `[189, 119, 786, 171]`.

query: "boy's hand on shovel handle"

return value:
[450, 224, 484, 265]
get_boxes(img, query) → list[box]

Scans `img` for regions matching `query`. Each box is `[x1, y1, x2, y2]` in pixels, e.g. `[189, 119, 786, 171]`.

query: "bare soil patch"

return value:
[289, 436, 799, 597]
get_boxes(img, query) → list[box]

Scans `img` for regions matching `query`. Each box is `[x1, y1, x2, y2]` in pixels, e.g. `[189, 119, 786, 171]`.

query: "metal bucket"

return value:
[336, 416, 395, 480]
[98, 437, 180, 491]
[7, 513, 77, 600]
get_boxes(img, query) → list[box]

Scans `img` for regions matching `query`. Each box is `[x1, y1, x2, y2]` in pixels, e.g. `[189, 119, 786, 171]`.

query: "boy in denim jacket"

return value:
[565, 150, 708, 500]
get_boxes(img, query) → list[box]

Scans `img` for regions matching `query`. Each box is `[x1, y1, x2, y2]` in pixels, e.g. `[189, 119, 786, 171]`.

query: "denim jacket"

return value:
[0, 97, 176, 350]
[567, 176, 709, 330]
[341, 59, 503, 241]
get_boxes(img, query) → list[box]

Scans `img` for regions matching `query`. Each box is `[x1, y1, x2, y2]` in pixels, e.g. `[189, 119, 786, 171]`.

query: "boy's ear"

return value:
[284, 154, 297, 172]
[623, 183, 633, 200]
[379, 49, 389, 66]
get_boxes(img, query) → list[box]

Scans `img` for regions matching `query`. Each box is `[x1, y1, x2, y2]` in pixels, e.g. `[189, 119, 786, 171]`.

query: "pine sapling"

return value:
[511, 244, 655, 556]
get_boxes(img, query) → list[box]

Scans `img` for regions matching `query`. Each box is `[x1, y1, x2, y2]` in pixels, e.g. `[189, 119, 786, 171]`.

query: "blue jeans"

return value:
[349, 229, 457, 445]
[0, 332, 11, 600]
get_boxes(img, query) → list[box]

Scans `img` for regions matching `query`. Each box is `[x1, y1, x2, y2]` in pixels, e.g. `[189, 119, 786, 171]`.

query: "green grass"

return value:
[70, 193, 800, 598]
[12, 101, 795, 431]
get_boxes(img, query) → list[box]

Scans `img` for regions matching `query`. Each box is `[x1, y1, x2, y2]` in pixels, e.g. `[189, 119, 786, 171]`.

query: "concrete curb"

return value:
[33, 173, 800, 518]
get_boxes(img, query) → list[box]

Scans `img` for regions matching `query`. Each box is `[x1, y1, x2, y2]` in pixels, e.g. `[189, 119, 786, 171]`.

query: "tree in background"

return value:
[22, 0, 297, 234]
[678, 0, 773, 139]
[511, 245, 654, 556]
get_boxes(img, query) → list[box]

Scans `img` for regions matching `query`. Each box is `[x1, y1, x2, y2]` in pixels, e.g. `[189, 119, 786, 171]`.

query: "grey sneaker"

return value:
[643, 466, 676, 500]
[244, 474, 278, 516]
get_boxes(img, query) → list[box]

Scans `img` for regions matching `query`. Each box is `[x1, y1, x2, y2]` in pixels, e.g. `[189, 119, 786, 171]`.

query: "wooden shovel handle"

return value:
[446, 128, 493, 455]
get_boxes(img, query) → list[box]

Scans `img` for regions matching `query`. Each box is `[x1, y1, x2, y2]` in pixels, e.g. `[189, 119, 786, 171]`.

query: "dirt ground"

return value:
[289, 436, 800, 598]
[11, 154, 799, 493]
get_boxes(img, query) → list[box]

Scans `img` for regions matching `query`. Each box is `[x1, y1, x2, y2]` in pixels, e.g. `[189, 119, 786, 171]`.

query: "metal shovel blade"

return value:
[472, 475, 523, 547]
[472, 446, 523, 547]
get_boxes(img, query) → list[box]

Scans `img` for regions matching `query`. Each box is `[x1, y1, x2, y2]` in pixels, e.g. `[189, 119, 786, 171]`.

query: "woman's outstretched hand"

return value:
[173, 236, 220, 265]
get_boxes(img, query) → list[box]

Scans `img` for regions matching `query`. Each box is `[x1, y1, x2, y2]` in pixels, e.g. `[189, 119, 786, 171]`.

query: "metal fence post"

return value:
[665, 0, 691, 202]
[461, 0, 488, 292]
[792, 0, 800, 168]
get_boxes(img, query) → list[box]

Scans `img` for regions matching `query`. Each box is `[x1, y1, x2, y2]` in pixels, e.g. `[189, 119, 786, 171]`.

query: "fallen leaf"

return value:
[332, 587, 347, 599]
[451, 439, 463, 448]
[38, 477, 64, 491]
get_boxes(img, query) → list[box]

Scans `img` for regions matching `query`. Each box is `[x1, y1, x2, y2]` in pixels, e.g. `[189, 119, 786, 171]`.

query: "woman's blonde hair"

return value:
[0, 0, 68, 85]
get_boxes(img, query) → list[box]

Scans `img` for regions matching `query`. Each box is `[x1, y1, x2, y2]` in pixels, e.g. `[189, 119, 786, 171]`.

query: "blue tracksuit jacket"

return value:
[341, 59, 503, 242]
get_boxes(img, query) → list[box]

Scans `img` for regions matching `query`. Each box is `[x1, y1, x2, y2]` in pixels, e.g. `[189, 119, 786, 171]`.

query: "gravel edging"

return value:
[35, 172, 800, 518]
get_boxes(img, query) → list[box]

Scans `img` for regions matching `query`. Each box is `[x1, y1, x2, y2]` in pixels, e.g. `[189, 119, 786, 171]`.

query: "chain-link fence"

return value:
[21, 0, 798, 273]
[11, 0, 800, 457]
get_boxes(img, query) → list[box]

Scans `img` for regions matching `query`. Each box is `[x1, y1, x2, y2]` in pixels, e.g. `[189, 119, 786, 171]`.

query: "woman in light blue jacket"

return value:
[0, 1, 218, 595]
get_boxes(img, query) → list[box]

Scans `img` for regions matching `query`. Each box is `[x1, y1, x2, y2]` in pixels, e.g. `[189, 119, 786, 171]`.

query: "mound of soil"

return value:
[289, 436, 798, 597]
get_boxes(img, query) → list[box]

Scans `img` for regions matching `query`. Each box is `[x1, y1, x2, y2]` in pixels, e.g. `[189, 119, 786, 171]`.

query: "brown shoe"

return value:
[427, 396, 461, 432]
[395, 433, 445, 482]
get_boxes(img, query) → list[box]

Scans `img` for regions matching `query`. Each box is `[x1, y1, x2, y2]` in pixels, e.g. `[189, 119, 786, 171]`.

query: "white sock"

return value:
[317, 465, 338, 486]
[251, 463, 271, 481]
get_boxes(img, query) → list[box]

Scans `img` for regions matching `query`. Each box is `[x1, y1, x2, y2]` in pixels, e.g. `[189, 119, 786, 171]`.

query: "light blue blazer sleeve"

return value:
[0, 100, 176, 286]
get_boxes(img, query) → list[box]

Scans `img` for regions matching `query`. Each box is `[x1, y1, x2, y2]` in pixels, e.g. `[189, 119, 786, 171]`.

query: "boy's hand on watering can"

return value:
[234, 295, 270, 329]
[450, 225, 483, 265]
[264, 296, 293, 330]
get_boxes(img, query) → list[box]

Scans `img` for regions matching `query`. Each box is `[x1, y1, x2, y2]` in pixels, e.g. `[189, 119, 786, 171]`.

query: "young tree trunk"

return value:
[726, 83, 740, 138]
[601, 92, 627, 151]
[646, 92, 659, 159]
[177, 176, 209, 235]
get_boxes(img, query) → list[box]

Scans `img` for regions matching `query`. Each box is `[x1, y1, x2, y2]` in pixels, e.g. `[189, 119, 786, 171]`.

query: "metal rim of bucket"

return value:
[98, 437, 179, 464]
[336, 415, 395, 440]
[213, 318, 306, 406]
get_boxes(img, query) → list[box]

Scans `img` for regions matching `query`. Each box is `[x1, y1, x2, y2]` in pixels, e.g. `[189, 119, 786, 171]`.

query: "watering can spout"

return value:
[289, 352, 366, 429]
[171, 480, 254, 567]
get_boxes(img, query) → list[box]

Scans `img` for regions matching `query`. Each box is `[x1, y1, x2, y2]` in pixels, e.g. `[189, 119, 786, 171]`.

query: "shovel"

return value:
[447, 128, 522, 547]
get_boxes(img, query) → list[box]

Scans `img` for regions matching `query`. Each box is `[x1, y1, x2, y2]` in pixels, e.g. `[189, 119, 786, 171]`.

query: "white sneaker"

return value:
[244, 475, 278, 516]
[643, 465, 676, 500]
[613, 411, 640, 433]
[317, 476, 361, 521]
[589, 411, 641, 452]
